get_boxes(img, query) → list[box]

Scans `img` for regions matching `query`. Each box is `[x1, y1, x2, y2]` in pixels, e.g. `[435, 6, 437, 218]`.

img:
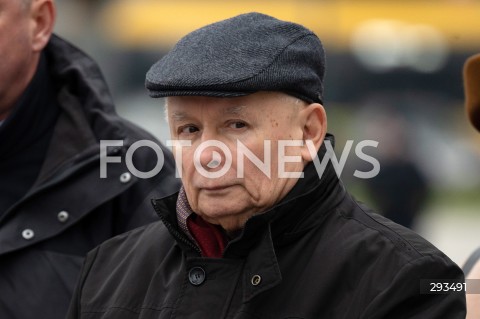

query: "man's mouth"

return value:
[201, 184, 234, 192]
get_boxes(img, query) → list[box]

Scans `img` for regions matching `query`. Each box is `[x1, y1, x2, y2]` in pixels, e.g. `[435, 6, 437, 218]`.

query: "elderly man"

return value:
[68, 13, 466, 318]
[0, 1, 178, 318]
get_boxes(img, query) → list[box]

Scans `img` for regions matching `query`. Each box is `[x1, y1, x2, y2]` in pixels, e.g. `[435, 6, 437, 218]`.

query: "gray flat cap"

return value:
[146, 12, 326, 104]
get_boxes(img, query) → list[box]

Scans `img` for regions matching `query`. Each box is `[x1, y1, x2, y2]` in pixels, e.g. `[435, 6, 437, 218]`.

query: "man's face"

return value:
[0, 0, 36, 118]
[167, 92, 311, 233]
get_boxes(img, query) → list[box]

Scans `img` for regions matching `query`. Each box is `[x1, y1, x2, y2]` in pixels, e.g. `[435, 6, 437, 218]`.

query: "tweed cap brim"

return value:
[148, 89, 254, 99]
[145, 12, 325, 104]
[464, 54, 480, 131]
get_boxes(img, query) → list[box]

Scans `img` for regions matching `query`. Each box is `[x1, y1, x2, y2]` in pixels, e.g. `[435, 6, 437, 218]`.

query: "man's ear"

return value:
[30, 0, 56, 52]
[299, 103, 327, 162]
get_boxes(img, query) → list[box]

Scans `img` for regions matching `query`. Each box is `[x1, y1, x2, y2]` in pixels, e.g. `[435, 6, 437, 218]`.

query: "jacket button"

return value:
[57, 211, 69, 223]
[188, 267, 206, 286]
[22, 229, 35, 240]
[119, 172, 131, 183]
[251, 275, 262, 286]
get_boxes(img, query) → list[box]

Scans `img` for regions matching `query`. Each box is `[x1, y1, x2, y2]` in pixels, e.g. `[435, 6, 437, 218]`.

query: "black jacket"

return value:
[67, 136, 466, 319]
[0, 35, 180, 319]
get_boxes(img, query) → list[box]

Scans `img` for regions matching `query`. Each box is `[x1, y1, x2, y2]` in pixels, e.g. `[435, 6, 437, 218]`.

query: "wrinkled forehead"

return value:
[165, 92, 305, 121]
[169, 105, 246, 122]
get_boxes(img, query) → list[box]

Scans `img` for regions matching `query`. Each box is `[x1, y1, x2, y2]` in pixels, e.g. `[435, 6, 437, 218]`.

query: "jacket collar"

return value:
[34, 35, 132, 185]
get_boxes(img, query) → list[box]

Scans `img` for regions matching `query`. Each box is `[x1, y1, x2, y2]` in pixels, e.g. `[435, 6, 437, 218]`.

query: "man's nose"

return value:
[195, 139, 226, 171]
[204, 148, 223, 169]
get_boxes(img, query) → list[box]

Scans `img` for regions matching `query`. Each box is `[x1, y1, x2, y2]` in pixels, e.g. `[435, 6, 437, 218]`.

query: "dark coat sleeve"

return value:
[66, 247, 100, 319]
[362, 255, 466, 319]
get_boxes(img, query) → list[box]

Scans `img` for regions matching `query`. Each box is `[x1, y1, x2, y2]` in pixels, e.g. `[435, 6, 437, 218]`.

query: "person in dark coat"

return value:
[67, 13, 466, 319]
[364, 118, 429, 229]
[0, 1, 179, 318]
[462, 53, 480, 319]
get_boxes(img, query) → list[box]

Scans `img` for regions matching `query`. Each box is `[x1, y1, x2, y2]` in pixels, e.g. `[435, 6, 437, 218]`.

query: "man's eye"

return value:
[229, 122, 247, 129]
[179, 126, 199, 134]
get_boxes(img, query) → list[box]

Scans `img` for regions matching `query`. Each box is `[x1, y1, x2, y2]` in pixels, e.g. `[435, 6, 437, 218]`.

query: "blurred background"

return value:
[54, 0, 480, 266]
